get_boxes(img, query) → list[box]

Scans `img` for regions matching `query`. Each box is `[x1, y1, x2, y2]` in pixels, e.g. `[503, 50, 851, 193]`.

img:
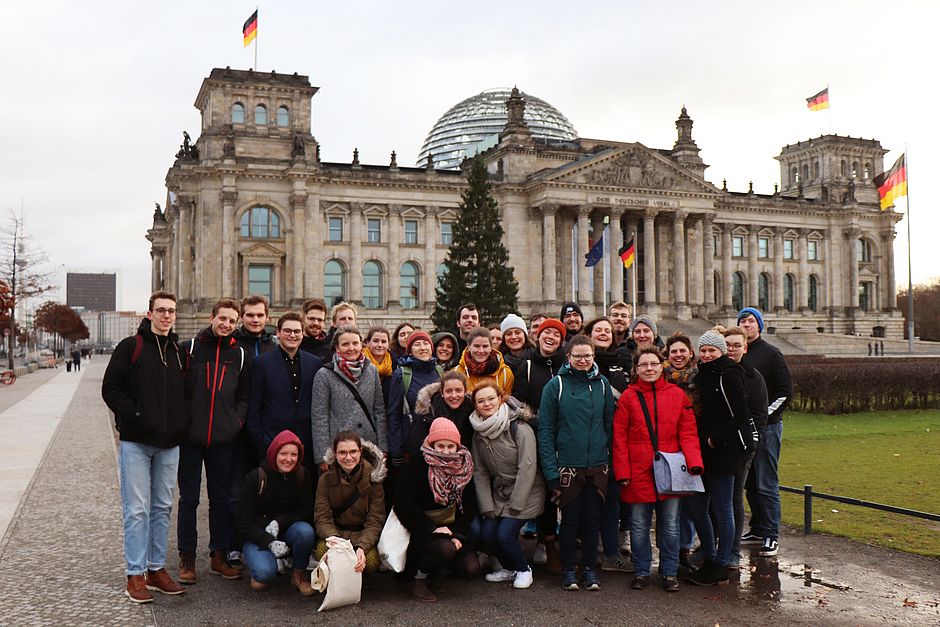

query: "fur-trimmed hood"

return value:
[415, 381, 442, 417]
[504, 395, 535, 423]
[321, 439, 388, 483]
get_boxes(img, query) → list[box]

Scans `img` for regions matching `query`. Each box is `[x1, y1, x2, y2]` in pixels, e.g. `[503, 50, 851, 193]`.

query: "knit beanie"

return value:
[406, 330, 433, 354]
[697, 331, 728, 355]
[500, 313, 528, 335]
[427, 417, 461, 447]
[736, 307, 765, 332]
[630, 315, 658, 337]
[560, 302, 583, 319]
[537, 318, 567, 339]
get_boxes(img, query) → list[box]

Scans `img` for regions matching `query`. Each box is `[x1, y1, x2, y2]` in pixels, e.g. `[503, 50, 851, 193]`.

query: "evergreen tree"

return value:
[432, 155, 519, 330]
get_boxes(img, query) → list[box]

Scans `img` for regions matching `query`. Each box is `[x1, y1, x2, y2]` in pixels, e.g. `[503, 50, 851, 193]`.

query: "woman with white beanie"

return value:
[499, 313, 535, 371]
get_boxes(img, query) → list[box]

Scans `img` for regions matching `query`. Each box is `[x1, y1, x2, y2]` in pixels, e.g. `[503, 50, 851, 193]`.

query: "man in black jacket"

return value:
[299, 298, 331, 360]
[102, 291, 188, 604]
[177, 298, 250, 584]
[737, 307, 792, 558]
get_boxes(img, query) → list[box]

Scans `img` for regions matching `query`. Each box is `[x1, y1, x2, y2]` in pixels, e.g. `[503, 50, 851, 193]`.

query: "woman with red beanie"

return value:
[387, 330, 443, 465]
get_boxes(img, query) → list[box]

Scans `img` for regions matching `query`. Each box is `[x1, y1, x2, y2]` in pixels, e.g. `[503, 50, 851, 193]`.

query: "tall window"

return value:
[276, 106, 289, 127]
[367, 218, 381, 243]
[712, 234, 719, 256]
[856, 238, 872, 262]
[758, 273, 770, 312]
[247, 265, 272, 301]
[859, 282, 872, 311]
[441, 222, 453, 245]
[808, 240, 818, 261]
[732, 272, 745, 311]
[783, 274, 795, 312]
[783, 239, 794, 260]
[732, 236, 744, 258]
[362, 261, 383, 308]
[255, 104, 268, 125]
[240, 207, 281, 238]
[232, 102, 245, 124]
[404, 220, 418, 244]
[328, 217, 343, 242]
[400, 261, 419, 308]
[809, 275, 819, 311]
[813, 160, 820, 180]
[324, 260, 345, 307]
[758, 237, 769, 259]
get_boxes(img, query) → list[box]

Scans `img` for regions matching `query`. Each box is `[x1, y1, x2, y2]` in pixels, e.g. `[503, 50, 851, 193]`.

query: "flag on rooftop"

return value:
[243, 10, 258, 47]
[806, 87, 829, 111]
[873, 154, 907, 211]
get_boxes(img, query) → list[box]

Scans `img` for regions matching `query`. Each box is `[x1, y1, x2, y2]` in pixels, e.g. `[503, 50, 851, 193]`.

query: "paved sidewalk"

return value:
[0, 361, 937, 626]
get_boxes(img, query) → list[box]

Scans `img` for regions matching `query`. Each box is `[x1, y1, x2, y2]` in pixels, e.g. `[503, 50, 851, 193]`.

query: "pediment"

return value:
[541, 144, 717, 193]
[240, 241, 285, 258]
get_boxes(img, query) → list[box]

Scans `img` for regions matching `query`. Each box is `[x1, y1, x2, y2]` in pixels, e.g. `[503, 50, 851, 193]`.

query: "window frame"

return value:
[366, 218, 382, 243]
[404, 219, 419, 245]
[328, 217, 344, 242]
[400, 261, 420, 308]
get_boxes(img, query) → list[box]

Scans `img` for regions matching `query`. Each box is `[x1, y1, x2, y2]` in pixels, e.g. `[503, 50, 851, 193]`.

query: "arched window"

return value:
[362, 261, 383, 309]
[436, 263, 448, 287]
[864, 162, 872, 179]
[784, 274, 795, 312]
[791, 167, 798, 186]
[324, 260, 345, 307]
[758, 273, 770, 312]
[239, 207, 281, 238]
[255, 104, 268, 125]
[856, 238, 872, 262]
[732, 271, 745, 311]
[232, 102, 245, 124]
[277, 106, 289, 127]
[809, 275, 819, 312]
[841, 159, 848, 177]
[801, 164, 809, 182]
[812, 160, 820, 180]
[400, 261, 419, 308]
[852, 161, 859, 177]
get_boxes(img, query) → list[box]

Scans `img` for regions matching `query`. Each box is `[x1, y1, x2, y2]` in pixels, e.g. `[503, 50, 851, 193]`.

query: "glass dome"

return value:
[417, 88, 578, 170]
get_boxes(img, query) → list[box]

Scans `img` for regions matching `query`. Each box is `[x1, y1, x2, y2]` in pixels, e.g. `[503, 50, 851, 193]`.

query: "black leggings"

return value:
[408, 537, 481, 579]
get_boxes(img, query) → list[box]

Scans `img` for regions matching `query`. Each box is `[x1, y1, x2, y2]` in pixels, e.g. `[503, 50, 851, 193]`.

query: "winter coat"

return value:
[741, 336, 792, 424]
[594, 349, 630, 396]
[101, 319, 188, 448]
[394, 454, 474, 551]
[300, 334, 332, 361]
[537, 363, 615, 486]
[471, 401, 546, 519]
[455, 349, 514, 396]
[233, 326, 278, 360]
[180, 327, 250, 447]
[693, 356, 750, 475]
[612, 377, 703, 504]
[413, 381, 475, 460]
[741, 360, 769, 429]
[511, 347, 567, 415]
[387, 357, 443, 460]
[235, 430, 315, 548]
[247, 347, 322, 460]
[314, 440, 387, 552]
[503, 345, 534, 373]
[311, 360, 387, 463]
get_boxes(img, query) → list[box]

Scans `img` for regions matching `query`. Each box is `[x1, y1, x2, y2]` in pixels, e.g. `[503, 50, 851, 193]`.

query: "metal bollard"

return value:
[803, 484, 813, 535]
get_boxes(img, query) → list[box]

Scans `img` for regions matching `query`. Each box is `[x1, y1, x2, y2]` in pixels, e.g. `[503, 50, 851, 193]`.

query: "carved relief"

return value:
[582, 147, 699, 191]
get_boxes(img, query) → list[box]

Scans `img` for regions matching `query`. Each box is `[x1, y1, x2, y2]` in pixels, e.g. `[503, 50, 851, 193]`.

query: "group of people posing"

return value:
[102, 292, 791, 605]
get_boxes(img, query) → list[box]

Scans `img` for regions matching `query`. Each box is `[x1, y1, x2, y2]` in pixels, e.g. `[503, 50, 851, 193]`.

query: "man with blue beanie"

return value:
[736, 307, 791, 558]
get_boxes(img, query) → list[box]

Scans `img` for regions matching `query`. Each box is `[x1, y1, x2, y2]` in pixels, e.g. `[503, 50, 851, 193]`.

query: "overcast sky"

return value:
[2, 0, 936, 311]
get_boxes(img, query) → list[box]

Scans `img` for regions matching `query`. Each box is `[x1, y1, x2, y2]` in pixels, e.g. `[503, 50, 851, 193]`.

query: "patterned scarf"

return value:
[469, 403, 512, 440]
[421, 445, 474, 507]
[464, 350, 499, 377]
[364, 347, 393, 379]
[334, 353, 365, 383]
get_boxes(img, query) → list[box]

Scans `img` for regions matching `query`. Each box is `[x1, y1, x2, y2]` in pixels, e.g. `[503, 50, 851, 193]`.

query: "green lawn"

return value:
[778, 410, 940, 558]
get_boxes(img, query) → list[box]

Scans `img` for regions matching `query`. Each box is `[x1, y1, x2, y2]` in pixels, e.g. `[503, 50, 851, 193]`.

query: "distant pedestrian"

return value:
[72, 349, 81, 372]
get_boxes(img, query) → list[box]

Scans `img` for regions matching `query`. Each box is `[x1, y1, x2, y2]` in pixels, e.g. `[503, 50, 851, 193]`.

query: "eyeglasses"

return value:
[280, 328, 303, 336]
[153, 308, 176, 316]
[306, 316, 325, 323]
[637, 361, 663, 370]
[336, 449, 360, 457]
[569, 353, 594, 361]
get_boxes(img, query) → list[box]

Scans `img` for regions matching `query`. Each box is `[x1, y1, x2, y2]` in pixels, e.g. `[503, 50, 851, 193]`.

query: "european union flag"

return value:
[584, 235, 604, 267]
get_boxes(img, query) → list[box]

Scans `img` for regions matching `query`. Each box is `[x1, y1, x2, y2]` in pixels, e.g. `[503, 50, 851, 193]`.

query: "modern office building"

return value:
[66, 272, 117, 312]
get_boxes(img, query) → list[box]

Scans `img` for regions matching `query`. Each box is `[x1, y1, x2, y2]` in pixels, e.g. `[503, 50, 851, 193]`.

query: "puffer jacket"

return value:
[387, 356, 443, 460]
[537, 363, 615, 486]
[693, 355, 750, 475]
[315, 440, 387, 552]
[612, 377, 703, 503]
[455, 349, 514, 396]
[511, 347, 566, 415]
[471, 400, 546, 519]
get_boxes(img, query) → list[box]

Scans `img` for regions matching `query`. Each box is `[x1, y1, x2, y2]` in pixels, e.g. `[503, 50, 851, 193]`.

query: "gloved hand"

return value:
[268, 540, 289, 558]
[265, 520, 279, 538]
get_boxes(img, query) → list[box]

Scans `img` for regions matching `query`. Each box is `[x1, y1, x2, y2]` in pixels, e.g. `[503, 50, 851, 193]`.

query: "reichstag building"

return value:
[148, 67, 903, 339]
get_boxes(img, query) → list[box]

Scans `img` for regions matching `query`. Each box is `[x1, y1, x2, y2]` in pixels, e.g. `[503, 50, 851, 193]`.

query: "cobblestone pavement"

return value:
[0, 361, 938, 626]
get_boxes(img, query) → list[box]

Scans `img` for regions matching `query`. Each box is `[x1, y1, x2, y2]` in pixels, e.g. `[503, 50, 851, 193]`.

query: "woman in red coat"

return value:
[613, 347, 703, 593]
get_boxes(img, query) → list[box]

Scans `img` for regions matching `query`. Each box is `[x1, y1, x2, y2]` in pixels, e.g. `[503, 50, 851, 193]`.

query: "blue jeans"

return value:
[680, 492, 716, 560]
[559, 484, 604, 571]
[600, 474, 630, 557]
[177, 441, 238, 555]
[243, 522, 316, 583]
[747, 422, 782, 540]
[475, 516, 528, 572]
[630, 498, 681, 577]
[119, 441, 179, 576]
[731, 452, 754, 565]
[706, 474, 735, 567]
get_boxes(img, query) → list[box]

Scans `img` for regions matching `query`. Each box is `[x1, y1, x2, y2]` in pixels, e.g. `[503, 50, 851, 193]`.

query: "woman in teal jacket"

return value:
[538, 336, 615, 592]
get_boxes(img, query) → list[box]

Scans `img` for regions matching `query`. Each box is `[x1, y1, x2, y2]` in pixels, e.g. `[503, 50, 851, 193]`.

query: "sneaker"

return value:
[618, 530, 631, 554]
[662, 576, 680, 592]
[532, 543, 547, 565]
[679, 548, 696, 574]
[600, 554, 635, 573]
[485, 568, 516, 583]
[125, 575, 154, 604]
[521, 521, 538, 538]
[513, 567, 534, 589]
[561, 568, 579, 591]
[631, 575, 649, 590]
[226, 550, 242, 568]
[740, 531, 762, 545]
[582, 568, 601, 591]
[178, 553, 197, 584]
[686, 560, 730, 586]
[145, 568, 185, 595]
[759, 538, 779, 557]
[210, 550, 243, 579]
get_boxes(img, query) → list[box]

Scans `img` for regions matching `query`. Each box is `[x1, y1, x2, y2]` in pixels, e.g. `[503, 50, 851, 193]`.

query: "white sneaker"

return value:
[512, 567, 534, 589]
[532, 543, 547, 565]
[619, 530, 631, 553]
[306, 555, 319, 571]
[485, 569, 516, 583]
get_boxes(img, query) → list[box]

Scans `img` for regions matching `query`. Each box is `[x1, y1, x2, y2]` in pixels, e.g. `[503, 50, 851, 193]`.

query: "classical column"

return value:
[177, 198, 193, 304]
[773, 227, 785, 312]
[672, 211, 688, 304]
[387, 205, 401, 306]
[703, 216, 715, 306]
[592, 212, 605, 304]
[609, 207, 625, 304]
[221, 190, 237, 297]
[883, 229, 897, 309]
[577, 205, 592, 304]
[424, 207, 438, 307]
[643, 209, 658, 306]
[542, 204, 558, 305]
[798, 229, 810, 310]
[688, 217, 703, 307]
[305, 196, 322, 298]
[747, 226, 759, 308]
[721, 223, 733, 309]
[349, 203, 363, 304]
[846, 228, 860, 308]
[150, 250, 162, 291]
[290, 193, 306, 304]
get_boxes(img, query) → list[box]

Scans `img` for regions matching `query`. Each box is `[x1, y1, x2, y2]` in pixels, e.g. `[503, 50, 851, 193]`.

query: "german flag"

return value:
[619, 237, 635, 270]
[806, 87, 829, 111]
[243, 10, 258, 47]
[873, 154, 907, 211]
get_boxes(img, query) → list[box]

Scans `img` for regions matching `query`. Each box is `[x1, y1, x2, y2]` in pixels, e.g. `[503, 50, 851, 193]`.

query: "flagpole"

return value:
[632, 226, 638, 317]
[905, 144, 914, 353]
[254, 5, 259, 70]
[602, 220, 609, 315]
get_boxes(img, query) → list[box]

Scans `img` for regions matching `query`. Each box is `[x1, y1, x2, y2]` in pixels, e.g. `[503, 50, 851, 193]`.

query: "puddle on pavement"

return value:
[734, 549, 851, 606]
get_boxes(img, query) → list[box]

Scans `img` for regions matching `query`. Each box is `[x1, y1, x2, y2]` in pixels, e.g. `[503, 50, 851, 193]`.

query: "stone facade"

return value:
[148, 68, 903, 339]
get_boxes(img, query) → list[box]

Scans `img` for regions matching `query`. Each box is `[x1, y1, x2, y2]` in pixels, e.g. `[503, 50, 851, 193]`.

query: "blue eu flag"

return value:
[584, 235, 604, 267]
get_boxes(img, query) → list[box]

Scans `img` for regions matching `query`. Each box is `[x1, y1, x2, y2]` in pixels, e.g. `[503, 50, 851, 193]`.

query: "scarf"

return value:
[421, 445, 474, 507]
[464, 350, 500, 377]
[334, 353, 365, 383]
[469, 403, 512, 440]
[364, 347, 393, 379]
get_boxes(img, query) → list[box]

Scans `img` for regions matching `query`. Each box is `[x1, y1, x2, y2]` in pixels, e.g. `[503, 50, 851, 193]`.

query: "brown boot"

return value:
[290, 569, 315, 596]
[408, 577, 438, 603]
[125, 575, 154, 604]
[210, 550, 243, 580]
[250, 578, 268, 591]
[145, 568, 185, 595]
[545, 538, 562, 575]
[178, 553, 197, 584]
